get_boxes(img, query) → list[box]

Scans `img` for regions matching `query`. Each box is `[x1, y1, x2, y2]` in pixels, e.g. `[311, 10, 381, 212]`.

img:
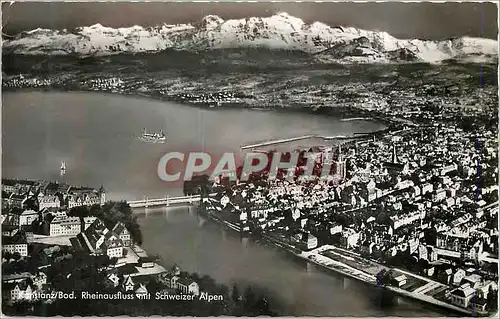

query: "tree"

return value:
[231, 284, 240, 303]
[68, 205, 90, 217]
[253, 296, 272, 315]
[243, 286, 256, 309]
[109, 257, 118, 266]
[487, 286, 498, 311]
[97, 201, 143, 245]
[12, 252, 22, 261]
[3, 251, 12, 261]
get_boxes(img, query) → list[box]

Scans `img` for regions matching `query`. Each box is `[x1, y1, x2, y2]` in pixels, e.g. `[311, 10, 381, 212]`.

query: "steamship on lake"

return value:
[138, 128, 166, 143]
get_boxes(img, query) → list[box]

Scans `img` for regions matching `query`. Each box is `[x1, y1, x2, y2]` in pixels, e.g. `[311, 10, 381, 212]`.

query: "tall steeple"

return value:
[98, 184, 106, 205]
[392, 144, 398, 164]
[335, 144, 347, 181]
[60, 161, 66, 179]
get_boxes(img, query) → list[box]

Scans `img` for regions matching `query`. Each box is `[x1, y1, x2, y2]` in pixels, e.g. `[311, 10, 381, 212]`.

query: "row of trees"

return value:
[2, 251, 22, 261]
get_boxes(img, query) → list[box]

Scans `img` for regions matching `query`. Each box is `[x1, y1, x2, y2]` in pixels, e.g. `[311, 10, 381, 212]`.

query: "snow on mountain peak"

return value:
[274, 11, 301, 21]
[276, 12, 292, 18]
[88, 23, 104, 29]
[3, 13, 498, 64]
[200, 15, 224, 29]
[266, 12, 306, 31]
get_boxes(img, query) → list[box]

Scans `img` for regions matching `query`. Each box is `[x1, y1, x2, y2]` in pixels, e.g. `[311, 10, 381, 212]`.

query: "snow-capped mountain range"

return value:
[3, 12, 498, 64]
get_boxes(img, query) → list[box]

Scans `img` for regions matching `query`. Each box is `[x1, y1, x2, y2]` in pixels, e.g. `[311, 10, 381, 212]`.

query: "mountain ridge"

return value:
[3, 12, 498, 64]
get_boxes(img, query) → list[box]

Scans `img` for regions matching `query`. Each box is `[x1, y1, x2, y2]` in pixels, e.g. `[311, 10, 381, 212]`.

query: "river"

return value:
[2, 91, 447, 316]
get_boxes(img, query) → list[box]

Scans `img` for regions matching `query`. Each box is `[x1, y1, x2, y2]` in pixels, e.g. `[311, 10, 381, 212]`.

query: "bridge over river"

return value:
[127, 193, 216, 209]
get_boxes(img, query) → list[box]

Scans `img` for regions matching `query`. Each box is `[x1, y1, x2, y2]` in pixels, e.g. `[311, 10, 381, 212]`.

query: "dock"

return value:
[241, 135, 319, 150]
[241, 133, 377, 151]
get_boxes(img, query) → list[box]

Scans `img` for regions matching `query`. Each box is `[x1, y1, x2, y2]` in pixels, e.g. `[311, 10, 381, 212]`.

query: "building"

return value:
[67, 195, 83, 209]
[250, 203, 275, 220]
[101, 233, 124, 258]
[2, 224, 19, 237]
[461, 274, 482, 289]
[83, 193, 101, 206]
[452, 269, 466, 286]
[392, 274, 407, 287]
[334, 145, 347, 180]
[470, 298, 488, 312]
[3, 281, 34, 302]
[112, 222, 132, 246]
[73, 218, 124, 258]
[122, 275, 135, 292]
[98, 185, 106, 205]
[19, 210, 39, 226]
[330, 223, 343, 235]
[421, 183, 434, 195]
[293, 232, 318, 251]
[340, 228, 360, 249]
[450, 285, 476, 308]
[433, 189, 447, 202]
[32, 272, 47, 289]
[2, 179, 17, 193]
[83, 217, 97, 230]
[135, 284, 149, 297]
[48, 215, 81, 236]
[176, 277, 200, 296]
[44, 182, 70, 196]
[38, 195, 61, 210]
[138, 257, 156, 268]
[167, 275, 180, 289]
[107, 273, 120, 288]
[2, 233, 28, 257]
[66, 185, 105, 208]
[383, 144, 410, 175]
[2, 212, 20, 227]
[390, 210, 424, 230]
[8, 194, 27, 209]
[158, 272, 184, 290]
[440, 164, 458, 176]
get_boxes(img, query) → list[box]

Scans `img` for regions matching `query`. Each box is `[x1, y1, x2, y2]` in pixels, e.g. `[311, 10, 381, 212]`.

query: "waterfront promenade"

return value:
[241, 135, 324, 150]
[240, 129, 388, 151]
[301, 245, 480, 316]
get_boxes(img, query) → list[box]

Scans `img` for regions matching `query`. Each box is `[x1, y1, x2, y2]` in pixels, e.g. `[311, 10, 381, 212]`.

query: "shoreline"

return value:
[199, 206, 487, 317]
[2, 87, 398, 127]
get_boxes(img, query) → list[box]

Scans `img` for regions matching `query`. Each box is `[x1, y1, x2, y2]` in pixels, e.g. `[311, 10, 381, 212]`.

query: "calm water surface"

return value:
[3, 91, 383, 200]
[2, 91, 447, 316]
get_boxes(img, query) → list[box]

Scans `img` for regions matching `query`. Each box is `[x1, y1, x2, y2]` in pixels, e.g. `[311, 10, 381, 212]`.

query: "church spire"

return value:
[60, 161, 66, 180]
[392, 144, 398, 164]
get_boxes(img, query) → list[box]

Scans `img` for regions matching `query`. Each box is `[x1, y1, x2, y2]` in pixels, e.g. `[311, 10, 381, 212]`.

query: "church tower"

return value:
[98, 185, 106, 206]
[60, 161, 66, 179]
[335, 144, 347, 180]
[391, 143, 398, 164]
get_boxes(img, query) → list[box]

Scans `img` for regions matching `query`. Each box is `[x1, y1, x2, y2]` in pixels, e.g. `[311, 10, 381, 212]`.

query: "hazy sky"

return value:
[2, 1, 498, 40]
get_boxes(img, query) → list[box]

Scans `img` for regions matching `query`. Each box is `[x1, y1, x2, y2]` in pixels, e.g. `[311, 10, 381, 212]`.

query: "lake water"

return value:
[2, 91, 446, 316]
